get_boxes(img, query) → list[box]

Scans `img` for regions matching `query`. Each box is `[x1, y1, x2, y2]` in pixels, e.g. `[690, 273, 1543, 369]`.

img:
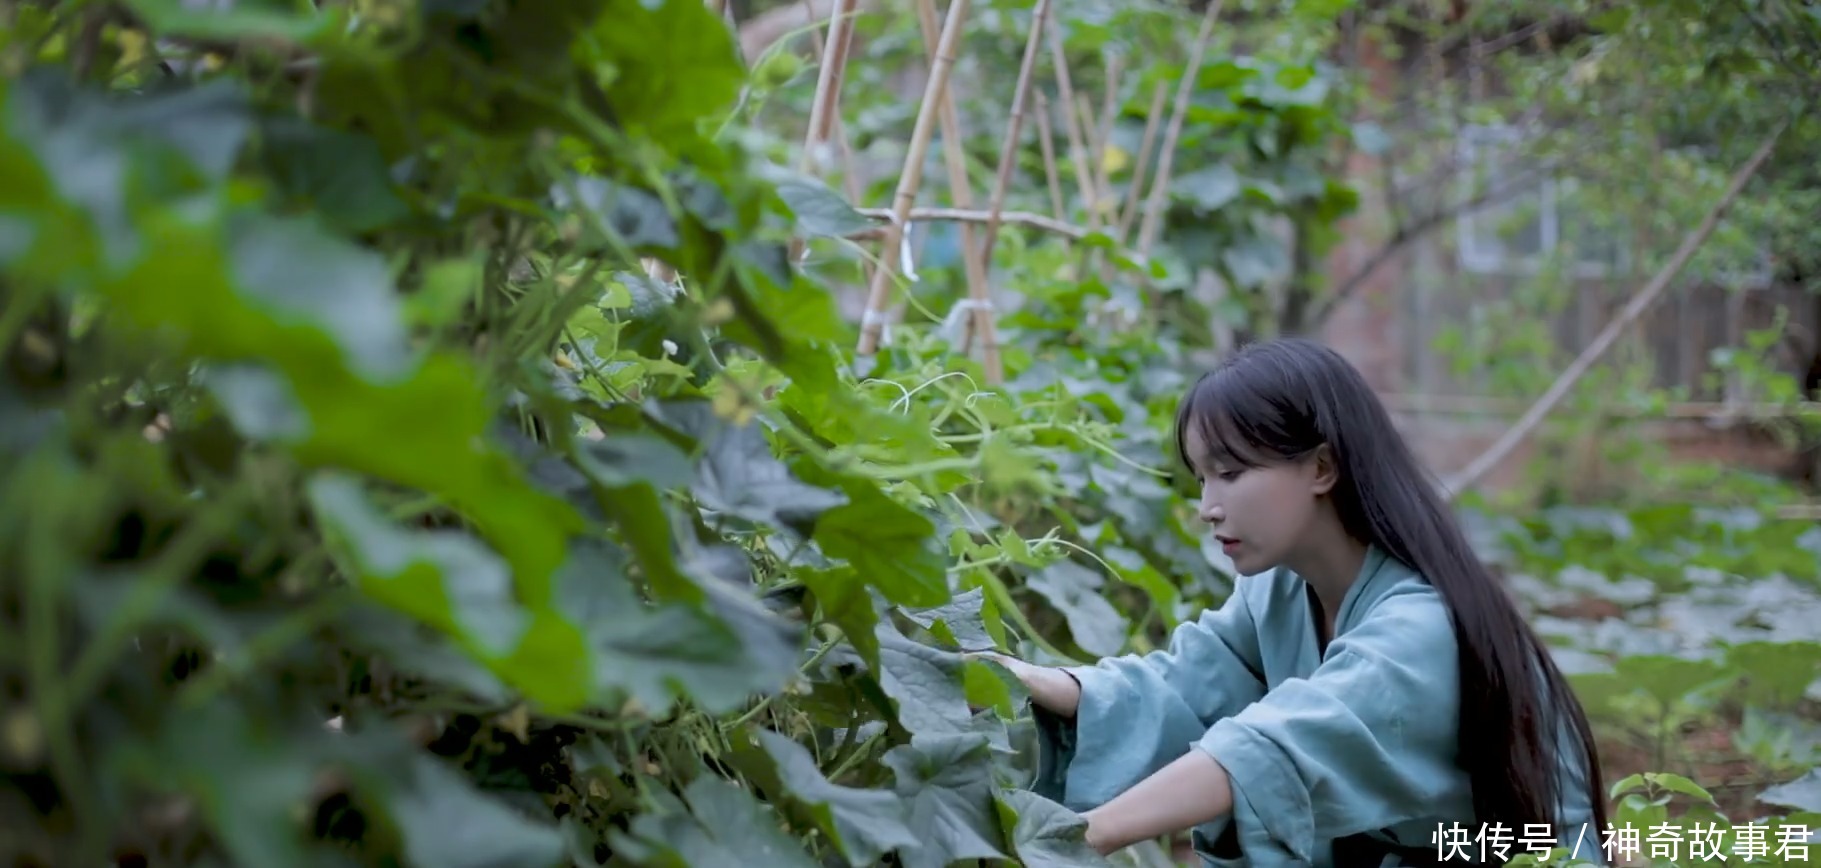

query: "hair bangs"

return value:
[1174, 368, 1300, 476]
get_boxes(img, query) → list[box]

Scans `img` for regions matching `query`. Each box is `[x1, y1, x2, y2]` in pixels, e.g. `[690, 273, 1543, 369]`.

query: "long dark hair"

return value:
[1173, 337, 1607, 849]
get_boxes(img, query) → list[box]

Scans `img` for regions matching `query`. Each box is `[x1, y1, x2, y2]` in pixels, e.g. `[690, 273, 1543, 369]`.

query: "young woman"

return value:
[984, 338, 1608, 866]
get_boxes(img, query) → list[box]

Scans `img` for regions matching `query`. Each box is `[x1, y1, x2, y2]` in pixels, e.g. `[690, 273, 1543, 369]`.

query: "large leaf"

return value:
[378, 753, 568, 868]
[734, 729, 921, 866]
[694, 421, 848, 533]
[774, 173, 874, 238]
[994, 790, 1111, 868]
[884, 734, 1011, 868]
[613, 775, 821, 868]
[1760, 769, 1821, 814]
[1027, 560, 1129, 657]
[809, 472, 949, 608]
[591, 0, 745, 147]
[308, 474, 593, 710]
[555, 539, 802, 715]
[112, 701, 322, 868]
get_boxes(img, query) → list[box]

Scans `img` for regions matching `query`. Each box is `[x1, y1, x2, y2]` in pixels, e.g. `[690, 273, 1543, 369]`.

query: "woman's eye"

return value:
[1216, 469, 1241, 482]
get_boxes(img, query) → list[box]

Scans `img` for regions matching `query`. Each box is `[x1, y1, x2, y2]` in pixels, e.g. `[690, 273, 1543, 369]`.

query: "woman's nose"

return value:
[1199, 502, 1224, 524]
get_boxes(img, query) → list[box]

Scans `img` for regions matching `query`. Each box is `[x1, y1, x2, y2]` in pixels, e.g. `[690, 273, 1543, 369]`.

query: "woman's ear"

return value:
[1309, 443, 1339, 495]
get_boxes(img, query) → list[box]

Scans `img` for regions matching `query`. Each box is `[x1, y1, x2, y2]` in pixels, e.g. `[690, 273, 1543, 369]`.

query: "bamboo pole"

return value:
[1136, 0, 1224, 259]
[1378, 393, 1821, 421]
[854, 206, 1096, 241]
[855, 0, 972, 356]
[1033, 89, 1067, 219]
[1092, 51, 1123, 210]
[974, 0, 1055, 284]
[913, 0, 1001, 382]
[1115, 80, 1169, 244]
[1044, 13, 1099, 231]
[1440, 122, 1788, 500]
[802, 0, 859, 174]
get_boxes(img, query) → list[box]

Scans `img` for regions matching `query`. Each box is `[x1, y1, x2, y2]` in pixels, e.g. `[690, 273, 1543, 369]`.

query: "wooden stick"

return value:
[1033, 89, 1067, 219]
[855, 0, 972, 356]
[1115, 80, 1169, 244]
[854, 206, 1094, 241]
[1378, 393, 1821, 420]
[914, 0, 997, 381]
[1136, 0, 1224, 259]
[1044, 14, 1099, 231]
[1439, 122, 1788, 500]
[976, 0, 1054, 275]
[802, 0, 860, 174]
[797, 0, 871, 282]
[964, 0, 1054, 382]
[1093, 50, 1123, 208]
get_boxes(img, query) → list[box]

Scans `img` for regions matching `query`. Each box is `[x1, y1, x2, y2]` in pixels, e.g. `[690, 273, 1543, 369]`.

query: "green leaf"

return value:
[903, 587, 995, 651]
[735, 729, 921, 866]
[1027, 560, 1129, 657]
[308, 474, 593, 710]
[1722, 640, 1821, 707]
[113, 701, 321, 868]
[1644, 772, 1717, 804]
[810, 473, 949, 608]
[575, 432, 694, 491]
[258, 116, 410, 233]
[775, 174, 875, 237]
[884, 734, 1011, 868]
[1760, 769, 1821, 813]
[797, 564, 885, 670]
[1174, 164, 1242, 211]
[1610, 654, 1730, 707]
[875, 621, 979, 739]
[229, 215, 412, 379]
[591, 0, 745, 146]
[613, 775, 821, 868]
[695, 421, 848, 533]
[376, 752, 567, 868]
[555, 539, 803, 715]
[994, 790, 1111, 868]
[554, 176, 680, 251]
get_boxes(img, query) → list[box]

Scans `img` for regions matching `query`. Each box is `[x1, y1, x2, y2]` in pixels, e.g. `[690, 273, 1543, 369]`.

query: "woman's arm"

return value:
[967, 651, 1082, 717]
[1081, 750, 1235, 854]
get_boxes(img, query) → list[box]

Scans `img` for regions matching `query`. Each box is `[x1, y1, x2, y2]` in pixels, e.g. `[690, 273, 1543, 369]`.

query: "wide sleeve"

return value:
[1031, 587, 1267, 813]
[1192, 588, 1465, 867]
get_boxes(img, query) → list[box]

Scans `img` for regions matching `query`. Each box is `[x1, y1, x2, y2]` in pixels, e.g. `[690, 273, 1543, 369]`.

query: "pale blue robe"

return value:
[1032, 546, 1603, 867]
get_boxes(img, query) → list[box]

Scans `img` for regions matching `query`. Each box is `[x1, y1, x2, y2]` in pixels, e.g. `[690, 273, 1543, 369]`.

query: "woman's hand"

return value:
[963, 651, 1083, 718]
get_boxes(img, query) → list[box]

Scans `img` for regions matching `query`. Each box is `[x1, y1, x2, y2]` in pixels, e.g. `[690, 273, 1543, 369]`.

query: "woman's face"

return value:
[1182, 425, 1324, 577]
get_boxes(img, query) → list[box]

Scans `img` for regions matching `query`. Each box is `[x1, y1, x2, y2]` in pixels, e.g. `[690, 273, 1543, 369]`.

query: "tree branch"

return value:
[1439, 121, 1789, 501]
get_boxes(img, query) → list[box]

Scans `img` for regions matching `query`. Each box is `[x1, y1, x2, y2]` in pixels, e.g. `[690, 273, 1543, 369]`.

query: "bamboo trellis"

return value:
[784, 0, 1221, 384]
